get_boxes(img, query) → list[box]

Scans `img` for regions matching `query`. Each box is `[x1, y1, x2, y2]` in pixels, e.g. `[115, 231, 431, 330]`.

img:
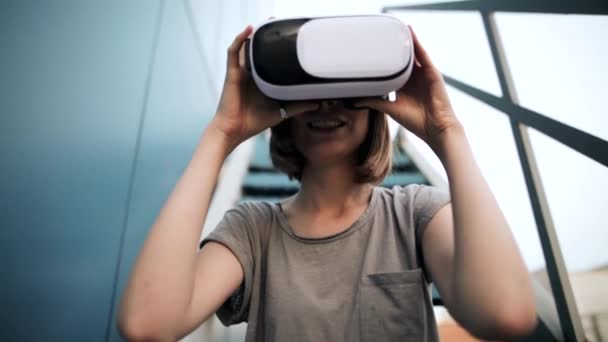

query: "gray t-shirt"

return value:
[200, 184, 450, 342]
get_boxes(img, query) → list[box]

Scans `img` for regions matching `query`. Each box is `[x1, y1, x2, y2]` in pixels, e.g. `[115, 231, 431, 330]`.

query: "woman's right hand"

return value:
[210, 25, 318, 150]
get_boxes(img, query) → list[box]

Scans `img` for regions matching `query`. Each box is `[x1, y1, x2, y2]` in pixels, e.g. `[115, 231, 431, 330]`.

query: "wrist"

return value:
[201, 119, 242, 156]
[429, 121, 467, 162]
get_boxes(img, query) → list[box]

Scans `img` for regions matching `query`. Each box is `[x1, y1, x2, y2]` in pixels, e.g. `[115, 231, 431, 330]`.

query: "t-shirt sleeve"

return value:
[411, 184, 451, 283]
[413, 184, 451, 243]
[199, 203, 256, 326]
[393, 184, 450, 281]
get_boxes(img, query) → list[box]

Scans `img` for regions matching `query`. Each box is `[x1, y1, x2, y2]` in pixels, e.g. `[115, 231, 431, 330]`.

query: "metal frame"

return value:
[383, 1, 608, 341]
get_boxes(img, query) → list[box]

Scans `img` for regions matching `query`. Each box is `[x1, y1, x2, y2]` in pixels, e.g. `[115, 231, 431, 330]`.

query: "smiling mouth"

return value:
[306, 118, 347, 131]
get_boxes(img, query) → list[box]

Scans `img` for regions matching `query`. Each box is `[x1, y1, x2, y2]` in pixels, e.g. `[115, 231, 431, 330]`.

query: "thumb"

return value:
[352, 97, 396, 114]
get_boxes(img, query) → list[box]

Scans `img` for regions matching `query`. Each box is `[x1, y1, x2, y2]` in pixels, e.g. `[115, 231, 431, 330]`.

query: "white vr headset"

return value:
[242, 15, 414, 102]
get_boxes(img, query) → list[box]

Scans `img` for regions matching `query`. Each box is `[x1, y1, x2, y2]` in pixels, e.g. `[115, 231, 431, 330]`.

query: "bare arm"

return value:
[422, 127, 537, 339]
[117, 25, 254, 341]
[117, 124, 241, 341]
[356, 26, 536, 339]
[118, 24, 318, 341]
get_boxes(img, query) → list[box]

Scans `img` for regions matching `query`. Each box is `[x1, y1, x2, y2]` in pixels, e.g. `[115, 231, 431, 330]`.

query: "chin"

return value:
[302, 140, 360, 166]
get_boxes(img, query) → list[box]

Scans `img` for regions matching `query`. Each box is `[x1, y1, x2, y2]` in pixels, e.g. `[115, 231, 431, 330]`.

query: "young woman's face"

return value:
[290, 100, 370, 166]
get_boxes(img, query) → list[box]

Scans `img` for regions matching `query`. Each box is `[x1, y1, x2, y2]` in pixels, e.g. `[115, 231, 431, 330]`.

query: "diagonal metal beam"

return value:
[442, 75, 608, 168]
[480, 12, 585, 341]
[384, 0, 608, 15]
[383, 2, 608, 340]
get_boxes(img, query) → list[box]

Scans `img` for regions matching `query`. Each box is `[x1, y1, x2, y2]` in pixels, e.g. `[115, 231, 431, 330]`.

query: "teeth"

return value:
[308, 119, 344, 129]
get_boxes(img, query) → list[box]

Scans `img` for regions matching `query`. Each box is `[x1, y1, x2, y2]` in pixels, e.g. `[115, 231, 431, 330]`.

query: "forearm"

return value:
[435, 125, 536, 337]
[118, 120, 235, 337]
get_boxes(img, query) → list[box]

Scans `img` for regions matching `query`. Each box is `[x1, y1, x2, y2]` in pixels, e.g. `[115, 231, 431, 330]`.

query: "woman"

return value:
[118, 24, 537, 341]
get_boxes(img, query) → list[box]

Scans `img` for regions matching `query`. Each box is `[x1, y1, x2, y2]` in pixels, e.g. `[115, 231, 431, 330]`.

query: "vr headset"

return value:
[242, 15, 414, 103]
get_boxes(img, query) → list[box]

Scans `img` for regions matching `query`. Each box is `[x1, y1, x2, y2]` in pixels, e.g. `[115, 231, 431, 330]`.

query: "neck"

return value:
[296, 160, 372, 215]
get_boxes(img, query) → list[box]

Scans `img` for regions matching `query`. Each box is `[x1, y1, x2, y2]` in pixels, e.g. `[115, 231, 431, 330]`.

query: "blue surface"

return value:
[250, 135, 273, 169]
[0, 1, 161, 341]
[382, 172, 428, 188]
[243, 173, 300, 188]
[240, 197, 285, 204]
[107, 1, 217, 341]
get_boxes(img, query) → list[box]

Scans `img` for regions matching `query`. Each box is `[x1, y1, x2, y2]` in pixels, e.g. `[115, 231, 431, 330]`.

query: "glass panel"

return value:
[404, 84, 548, 269]
[405, 84, 559, 336]
[449, 86, 548, 271]
[389, 10, 502, 97]
[528, 127, 608, 341]
[529, 127, 608, 272]
[495, 13, 608, 141]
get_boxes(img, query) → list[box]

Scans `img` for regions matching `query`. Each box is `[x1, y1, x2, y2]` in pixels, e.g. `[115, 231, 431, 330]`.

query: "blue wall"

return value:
[0, 1, 217, 340]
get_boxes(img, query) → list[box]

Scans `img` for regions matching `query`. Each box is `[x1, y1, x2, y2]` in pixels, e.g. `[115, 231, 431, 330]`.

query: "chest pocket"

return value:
[359, 268, 425, 341]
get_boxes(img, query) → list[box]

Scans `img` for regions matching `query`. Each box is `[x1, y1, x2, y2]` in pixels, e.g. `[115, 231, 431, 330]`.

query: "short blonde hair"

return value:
[269, 109, 392, 184]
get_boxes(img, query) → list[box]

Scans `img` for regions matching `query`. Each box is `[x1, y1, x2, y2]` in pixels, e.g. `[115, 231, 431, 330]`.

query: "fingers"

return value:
[227, 25, 253, 71]
[408, 25, 435, 69]
[353, 97, 397, 115]
[284, 100, 320, 117]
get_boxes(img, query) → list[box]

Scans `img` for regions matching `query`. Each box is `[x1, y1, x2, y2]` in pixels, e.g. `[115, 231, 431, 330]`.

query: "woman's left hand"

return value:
[354, 26, 462, 151]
